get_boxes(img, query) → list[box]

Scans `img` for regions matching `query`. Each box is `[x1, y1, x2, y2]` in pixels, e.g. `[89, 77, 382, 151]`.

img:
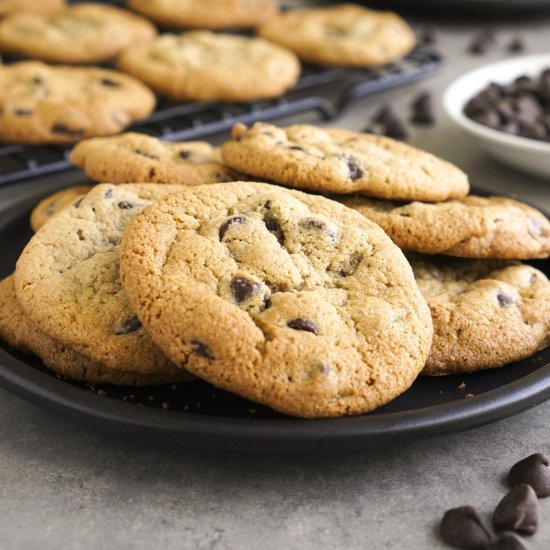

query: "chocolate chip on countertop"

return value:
[486, 532, 532, 550]
[419, 26, 437, 46]
[383, 116, 408, 141]
[410, 92, 435, 125]
[370, 104, 396, 125]
[440, 505, 494, 549]
[508, 453, 550, 498]
[468, 29, 496, 55]
[493, 484, 538, 535]
[508, 36, 526, 53]
[287, 318, 318, 335]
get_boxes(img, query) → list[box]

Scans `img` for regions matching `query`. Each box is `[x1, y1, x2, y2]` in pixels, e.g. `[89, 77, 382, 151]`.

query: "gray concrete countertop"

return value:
[1, 7, 550, 550]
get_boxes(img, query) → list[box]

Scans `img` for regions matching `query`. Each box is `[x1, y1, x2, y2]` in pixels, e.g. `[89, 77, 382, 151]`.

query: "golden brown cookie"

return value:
[15, 183, 194, 381]
[0, 275, 189, 385]
[341, 195, 550, 259]
[412, 256, 550, 375]
[222, 122, 470, 202]
[119, 181, 433, 418]
[116, 31, 300, 102]
[0, 0, 64, 18]
[258, 4, 415, 67]
[30, 185, 93, 232]
[0, 61, 155, 144]
[127, 0, 278, 30]
[0, 3, 156, 64]
[70, 133, 235, 186]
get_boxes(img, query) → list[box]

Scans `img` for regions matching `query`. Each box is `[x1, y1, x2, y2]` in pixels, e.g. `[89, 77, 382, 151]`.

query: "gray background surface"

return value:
[1, 5, 550, 550]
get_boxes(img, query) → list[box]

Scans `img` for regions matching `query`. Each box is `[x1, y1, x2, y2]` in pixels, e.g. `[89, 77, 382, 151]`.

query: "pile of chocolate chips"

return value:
[464, 69, 550, 142]
[440, 453, 550, 549]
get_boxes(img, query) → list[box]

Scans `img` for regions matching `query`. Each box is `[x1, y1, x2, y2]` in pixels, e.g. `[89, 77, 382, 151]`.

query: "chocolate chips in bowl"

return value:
[464, 69, 550, 142]
[443, 54, 550, 179]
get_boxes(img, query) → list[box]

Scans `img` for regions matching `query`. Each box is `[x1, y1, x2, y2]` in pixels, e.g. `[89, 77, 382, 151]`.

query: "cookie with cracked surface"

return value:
[257, 4, 415, 67]
[341, 195, 550, 259]
[71, 133, 235, 186]
[126, 0, 278, 30]
[116, 31, 300, 102]
[15, 183, 193, 381]
[0, 61, 155, 144]
[0, 4, 156, 64]
[222, 123, 469, 202]
[119, 181, 433, 418]
[0, 275, 188, 385]
[411, 256, 550, 375]
[30, 185, 93, 232]
[0, 0, 64, 17]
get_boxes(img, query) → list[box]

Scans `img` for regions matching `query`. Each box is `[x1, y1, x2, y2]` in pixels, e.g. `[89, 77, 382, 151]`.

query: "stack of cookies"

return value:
[1, 122, 549, 419]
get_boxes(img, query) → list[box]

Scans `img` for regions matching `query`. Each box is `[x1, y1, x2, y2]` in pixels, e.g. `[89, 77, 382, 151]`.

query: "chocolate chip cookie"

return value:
[342, 195, 550, 259]
[257, 4, 415, 67]
[119, 181, 433, 418]
[127, 0, 278, 30]
[15, 183, 193, 381]
[0, 275, 188, 385]
[0, 4, 156, 64]
[0, 61, 155, 144]
[222, 123, 469, 202]
[30, 185, 93, 232]
[116, 31, 300, 102]
[70, 133, 235, 186]
[0, 0, 64, 17]
[411, 256, 550, 375]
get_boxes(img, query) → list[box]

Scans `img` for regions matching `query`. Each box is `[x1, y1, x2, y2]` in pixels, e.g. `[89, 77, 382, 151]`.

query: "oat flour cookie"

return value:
[71, 133, 235, 186]
[119, 181, 433, 418]
[222, 123, 469, 202]
[342, 195, 550, 259]
[30, 185, 94, 232]
[15, 183, 193, 381]
[0, 61, 155, 144]
[258, 4, 415, 67]
[0, 4, 156, 64]
[116, 31, 300, 102]
[411, 256, 550, 375]
[0, 275, 187, 385]
[127, 0, 278, 30]
[0, 0, 64, 18]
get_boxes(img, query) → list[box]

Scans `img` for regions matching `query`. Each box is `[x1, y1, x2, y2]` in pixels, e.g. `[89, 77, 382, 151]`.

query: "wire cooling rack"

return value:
[0, 48, 441, 185]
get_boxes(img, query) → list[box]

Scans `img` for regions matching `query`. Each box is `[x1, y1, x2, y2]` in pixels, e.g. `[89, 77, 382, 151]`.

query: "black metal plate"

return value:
[0, 186, 549, 453]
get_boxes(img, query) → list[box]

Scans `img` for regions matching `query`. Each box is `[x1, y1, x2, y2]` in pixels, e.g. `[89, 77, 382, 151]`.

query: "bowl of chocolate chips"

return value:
[443, 53, 550, 178]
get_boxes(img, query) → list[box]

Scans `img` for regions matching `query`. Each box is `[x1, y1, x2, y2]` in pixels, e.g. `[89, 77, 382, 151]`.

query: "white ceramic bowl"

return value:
[443, 54, 550, 179]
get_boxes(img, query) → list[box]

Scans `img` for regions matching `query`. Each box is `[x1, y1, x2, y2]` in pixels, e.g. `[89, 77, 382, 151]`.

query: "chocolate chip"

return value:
[288, 145, 303, 151]
[469, 30, 496, 55]
[508, 36, 526, 53]
[13, 108, 32, 117]
[179, 150, 191, 159]
[508, 453, 550, 498]
[287, 318, 318, 334]
[189, 340, 214, 360]
[383, 117, 408, 140]
[104, 188, 114, 198]
[419, 26, 437, 46]
[410, 92, 435, 125]
[264, 216, 284, 245]
[31, 76, 43, 85]
[337, 252, 363, 278]
[219, 216, 247, 240]
[371, 104, 395, 125]
[135, 149, 159, 161]
[493, 484, 538, 535]
[231, 277, 260, 303]
[301, 218, 338, 240]
[347, 157, 363, 181]
[100, 78, 121, 88]
[113, 315, 142, 335]
[440, 506, 493, 549]
[519, 121, 547, 141]
[74, 197, 84, 208]
[497, 293, 517, 307]
[118, 201, 133, 209]
[51, 124, 84, 138]
[486, 532, 532, 550]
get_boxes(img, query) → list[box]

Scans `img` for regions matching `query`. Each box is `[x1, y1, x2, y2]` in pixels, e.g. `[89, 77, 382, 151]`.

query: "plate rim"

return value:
[0, 182, 549, 453]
